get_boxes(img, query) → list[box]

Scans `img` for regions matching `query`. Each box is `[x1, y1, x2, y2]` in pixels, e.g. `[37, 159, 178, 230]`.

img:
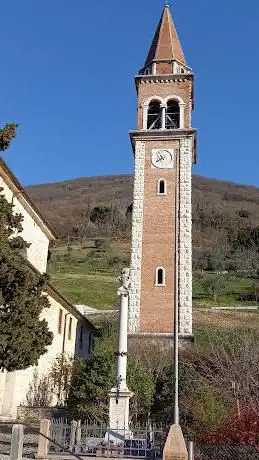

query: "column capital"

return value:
[118, 268, 130, 292]
[117, 286, 129, 296]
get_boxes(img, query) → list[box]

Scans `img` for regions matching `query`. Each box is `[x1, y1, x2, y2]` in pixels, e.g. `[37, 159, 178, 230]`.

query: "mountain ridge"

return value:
[25, 174, 259, 247]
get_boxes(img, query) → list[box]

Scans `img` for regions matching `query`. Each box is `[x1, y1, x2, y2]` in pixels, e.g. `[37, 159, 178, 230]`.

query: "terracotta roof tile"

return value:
[145, 5, 186, 66]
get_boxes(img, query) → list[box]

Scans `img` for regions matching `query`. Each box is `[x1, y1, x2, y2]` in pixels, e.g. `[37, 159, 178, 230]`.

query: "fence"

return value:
[48, 418, 166, 458]
[1, 421, 259, 460]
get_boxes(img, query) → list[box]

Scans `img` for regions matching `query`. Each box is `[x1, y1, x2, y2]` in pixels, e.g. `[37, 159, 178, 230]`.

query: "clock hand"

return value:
[157, 154, 165, 162]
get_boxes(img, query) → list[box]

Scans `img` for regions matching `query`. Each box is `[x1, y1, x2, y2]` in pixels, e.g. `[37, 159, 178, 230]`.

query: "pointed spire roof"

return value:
[145, 5, 186, 66]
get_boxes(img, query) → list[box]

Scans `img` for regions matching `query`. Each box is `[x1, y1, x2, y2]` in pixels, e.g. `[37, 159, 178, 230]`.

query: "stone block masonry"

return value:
[129, 141, 146, 333]
[179, 137, 192, 335]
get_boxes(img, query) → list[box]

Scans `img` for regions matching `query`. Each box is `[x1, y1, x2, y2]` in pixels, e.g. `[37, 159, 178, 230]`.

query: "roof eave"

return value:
[25, 259, 96, 330]
[0, 157, 58, 240]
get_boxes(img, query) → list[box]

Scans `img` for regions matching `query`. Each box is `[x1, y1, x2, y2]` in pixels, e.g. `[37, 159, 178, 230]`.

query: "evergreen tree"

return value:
[0, 123, 53, 371]
[0, 123, 18, 151]
[67, 320, 154, 421]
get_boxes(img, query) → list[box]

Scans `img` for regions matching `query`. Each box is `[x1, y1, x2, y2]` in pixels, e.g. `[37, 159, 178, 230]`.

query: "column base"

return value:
[107, 387, 133, 442]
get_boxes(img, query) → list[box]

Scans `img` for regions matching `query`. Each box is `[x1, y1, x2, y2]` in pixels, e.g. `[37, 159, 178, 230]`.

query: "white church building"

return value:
[0, 157, 95, 420]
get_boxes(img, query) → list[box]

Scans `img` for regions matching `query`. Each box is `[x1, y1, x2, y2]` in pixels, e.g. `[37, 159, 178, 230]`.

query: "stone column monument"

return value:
[108, 268, 133, 436]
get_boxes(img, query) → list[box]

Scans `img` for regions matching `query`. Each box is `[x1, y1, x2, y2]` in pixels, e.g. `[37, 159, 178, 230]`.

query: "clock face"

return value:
[151, 149, 174, 169]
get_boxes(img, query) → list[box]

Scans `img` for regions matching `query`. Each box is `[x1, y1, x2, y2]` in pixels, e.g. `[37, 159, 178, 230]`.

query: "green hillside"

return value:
[48, 239, 258, 310]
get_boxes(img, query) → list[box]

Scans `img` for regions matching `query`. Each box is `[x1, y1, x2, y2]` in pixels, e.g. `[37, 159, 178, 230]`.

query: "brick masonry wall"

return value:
[140, 140, 179, 333]
[137, 80, 191, 130]
[129, 137, 193, 336]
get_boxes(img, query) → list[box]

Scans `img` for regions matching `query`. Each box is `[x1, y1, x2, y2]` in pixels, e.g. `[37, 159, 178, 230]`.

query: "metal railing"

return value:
[49, 419, 166, 458]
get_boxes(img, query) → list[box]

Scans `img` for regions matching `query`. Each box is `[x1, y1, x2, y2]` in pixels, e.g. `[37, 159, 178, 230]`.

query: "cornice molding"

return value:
[135, 73, 193, 88]
[129, 129, 197, 164]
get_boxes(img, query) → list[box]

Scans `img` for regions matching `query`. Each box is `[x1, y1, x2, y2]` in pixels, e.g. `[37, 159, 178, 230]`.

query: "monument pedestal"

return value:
[108, 386, 133, 437]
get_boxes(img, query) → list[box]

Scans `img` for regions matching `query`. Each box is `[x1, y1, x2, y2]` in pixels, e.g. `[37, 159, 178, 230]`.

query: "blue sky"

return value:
[1, 0, 259, 186]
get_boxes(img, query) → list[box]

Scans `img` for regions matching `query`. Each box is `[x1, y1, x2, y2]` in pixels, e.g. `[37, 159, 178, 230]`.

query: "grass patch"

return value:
[48, 240, 130, 308]
[193, 309, 259, 332]
[51, 273, 118, 309]
[193, 274, 258, 308]
[48, 241, 259, 310]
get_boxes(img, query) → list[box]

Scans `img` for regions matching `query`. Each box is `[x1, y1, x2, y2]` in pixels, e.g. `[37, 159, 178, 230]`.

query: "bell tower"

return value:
[129, 5, 197, 339]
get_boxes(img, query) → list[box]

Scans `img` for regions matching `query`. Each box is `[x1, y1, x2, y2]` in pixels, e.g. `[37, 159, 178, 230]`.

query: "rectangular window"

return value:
[68, 317, 73, 340]
[58, 309, 63, 334]
[79, 325, 83, 350]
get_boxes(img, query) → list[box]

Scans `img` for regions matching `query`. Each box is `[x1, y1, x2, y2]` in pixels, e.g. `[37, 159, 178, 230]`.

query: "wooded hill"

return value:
[26, 174, 259, 272]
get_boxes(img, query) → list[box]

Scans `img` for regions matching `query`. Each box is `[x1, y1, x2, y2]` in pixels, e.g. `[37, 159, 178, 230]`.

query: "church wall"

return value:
[0, 372, 6, 416]
[0, 176, 49, 273]
[0, 294, 92, 420]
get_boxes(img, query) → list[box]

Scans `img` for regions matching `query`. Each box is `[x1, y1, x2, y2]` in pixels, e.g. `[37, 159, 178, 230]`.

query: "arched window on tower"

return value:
[157, 178, 167, 195]
[155, 267, 166, 286]
[166, 100, 180, 129]
[147, 100, 162, 130]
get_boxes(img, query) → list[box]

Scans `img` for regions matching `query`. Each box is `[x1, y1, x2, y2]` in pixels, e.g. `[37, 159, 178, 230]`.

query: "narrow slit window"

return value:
[155, 267, 165, 286]
[58, 309, 63, 334]
[157, 179, 166, 195]
[68, 318, 73, 340]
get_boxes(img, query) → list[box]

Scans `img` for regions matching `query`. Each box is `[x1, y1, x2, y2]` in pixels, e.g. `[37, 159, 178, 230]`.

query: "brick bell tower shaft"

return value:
[128, 5, 197, 340]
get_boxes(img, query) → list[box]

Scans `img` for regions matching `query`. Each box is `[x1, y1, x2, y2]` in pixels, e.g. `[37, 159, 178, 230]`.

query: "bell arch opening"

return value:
[166, 100, 180, 129]
[147, 100, 162, 130]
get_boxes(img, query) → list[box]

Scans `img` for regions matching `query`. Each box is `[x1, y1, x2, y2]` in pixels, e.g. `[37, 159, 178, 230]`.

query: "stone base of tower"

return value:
[128, 333, 194, 347]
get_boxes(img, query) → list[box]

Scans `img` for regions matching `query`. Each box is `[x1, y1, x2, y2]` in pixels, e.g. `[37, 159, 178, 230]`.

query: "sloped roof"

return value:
[145, 5, 186, 66]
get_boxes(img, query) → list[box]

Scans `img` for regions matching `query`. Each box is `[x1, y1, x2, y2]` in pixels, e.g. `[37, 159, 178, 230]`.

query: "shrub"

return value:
[94, 238, 110, 250]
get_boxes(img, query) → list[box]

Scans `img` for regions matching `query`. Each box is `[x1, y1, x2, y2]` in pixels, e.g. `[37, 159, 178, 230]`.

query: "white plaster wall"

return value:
[0, 372, 6, 415]
[0, 294, 92, 419]
[129, 141, 146, 333]
[179, 137, 193, 335]
[0, 177, 49, 273]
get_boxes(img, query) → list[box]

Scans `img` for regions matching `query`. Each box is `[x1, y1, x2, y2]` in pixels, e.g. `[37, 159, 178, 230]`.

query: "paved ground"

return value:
[0, 424, 38, 457]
